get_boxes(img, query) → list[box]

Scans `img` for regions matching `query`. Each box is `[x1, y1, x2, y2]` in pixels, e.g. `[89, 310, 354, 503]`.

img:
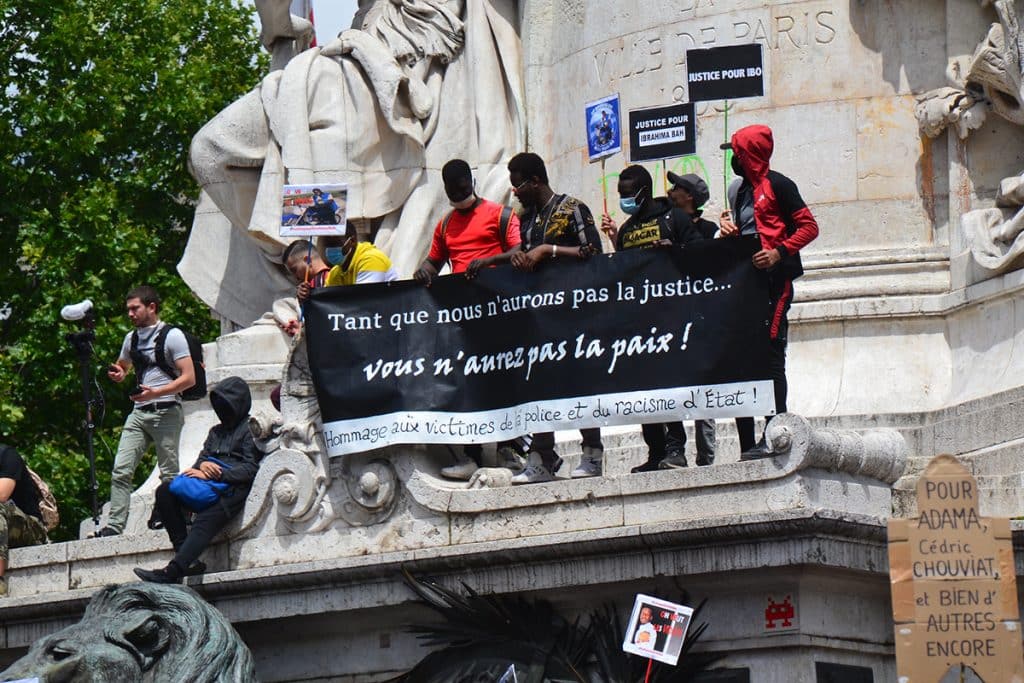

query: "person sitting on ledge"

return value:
[0, 443, 48, 597]
[135, 376, 263, 584]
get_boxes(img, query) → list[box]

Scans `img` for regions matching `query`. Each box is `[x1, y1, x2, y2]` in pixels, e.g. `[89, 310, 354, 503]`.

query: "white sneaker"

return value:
[441, 454, 479, 480]
[571, 446, 604, 478]
[496, 446, 526, 472]
[511, 452, 560, 484]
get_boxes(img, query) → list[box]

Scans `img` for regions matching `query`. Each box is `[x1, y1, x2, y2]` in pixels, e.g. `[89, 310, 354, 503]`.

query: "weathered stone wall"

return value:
[520, 0, 1024, 417]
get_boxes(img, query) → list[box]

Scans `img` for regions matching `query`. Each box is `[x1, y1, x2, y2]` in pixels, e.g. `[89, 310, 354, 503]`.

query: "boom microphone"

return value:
[61, 299, 94, 321]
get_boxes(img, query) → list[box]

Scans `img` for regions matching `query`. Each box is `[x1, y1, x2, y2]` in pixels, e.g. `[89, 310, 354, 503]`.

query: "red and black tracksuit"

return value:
[728, 125, 819, 449]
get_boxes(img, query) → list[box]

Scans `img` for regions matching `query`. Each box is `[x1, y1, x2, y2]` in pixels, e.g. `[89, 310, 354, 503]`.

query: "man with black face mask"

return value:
[414, 158, 522, 286]
[134, 376, 263, 583]
[719, 124, 819, 460]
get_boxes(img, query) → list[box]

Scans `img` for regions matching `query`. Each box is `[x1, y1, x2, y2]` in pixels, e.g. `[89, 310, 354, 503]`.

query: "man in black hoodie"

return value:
[601, 165, 714, 472]
[134, 376, 263, 584]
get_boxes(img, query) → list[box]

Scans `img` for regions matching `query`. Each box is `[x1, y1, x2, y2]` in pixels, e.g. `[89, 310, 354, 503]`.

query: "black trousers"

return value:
[737, 274, 792, 451]
[155, 480, 246, 571]
[531, 428, 602, 470]
[641, 421, 715, 465]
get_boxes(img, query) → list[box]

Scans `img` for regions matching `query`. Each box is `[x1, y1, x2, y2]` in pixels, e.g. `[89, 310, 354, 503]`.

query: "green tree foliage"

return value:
[0, 0, 268, 539]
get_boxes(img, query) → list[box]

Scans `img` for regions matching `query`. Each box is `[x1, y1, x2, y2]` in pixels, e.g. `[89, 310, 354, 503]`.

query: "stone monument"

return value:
[5, 1, 1024, 681]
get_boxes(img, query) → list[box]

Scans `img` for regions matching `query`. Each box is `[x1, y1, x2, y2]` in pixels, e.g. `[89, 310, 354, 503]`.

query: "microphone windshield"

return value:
[61, 299, 94, 321]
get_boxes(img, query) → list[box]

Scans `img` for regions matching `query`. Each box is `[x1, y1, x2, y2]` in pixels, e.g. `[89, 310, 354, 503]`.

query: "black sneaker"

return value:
[134, 567, 182, 584]
[89, 527, 119, 538]
[147, 507, 164, 530]
[659, 452, 689, 469]
[631, 460, 661, 473]
[740, 441, 774, 461]
[184, 560, 207, 576]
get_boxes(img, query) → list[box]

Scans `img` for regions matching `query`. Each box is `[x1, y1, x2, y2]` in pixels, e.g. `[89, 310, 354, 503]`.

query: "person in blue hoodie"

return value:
[134, 377, 263, 583]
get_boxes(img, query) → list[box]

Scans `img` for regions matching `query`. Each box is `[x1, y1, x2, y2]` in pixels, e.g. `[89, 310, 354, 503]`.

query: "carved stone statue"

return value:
[0, 583, 256, 682]
[180, 0, 525, 328]
[915, 0, 1024, 272]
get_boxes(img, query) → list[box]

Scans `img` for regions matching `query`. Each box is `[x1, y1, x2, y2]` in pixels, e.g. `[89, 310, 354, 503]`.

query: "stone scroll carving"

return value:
[916, 0, 1024, 272]
[229, 330, 400, 538]
[179, 0, 525, 329]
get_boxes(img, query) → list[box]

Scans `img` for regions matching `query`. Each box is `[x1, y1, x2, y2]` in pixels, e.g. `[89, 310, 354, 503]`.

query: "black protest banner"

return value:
[686, 43, 764, 102]
[628, 103, 696, 162]
[305, 241, 776, 456]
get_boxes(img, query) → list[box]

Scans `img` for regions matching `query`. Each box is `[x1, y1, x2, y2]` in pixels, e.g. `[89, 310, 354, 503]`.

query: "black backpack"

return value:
[130, 325, 207, 401]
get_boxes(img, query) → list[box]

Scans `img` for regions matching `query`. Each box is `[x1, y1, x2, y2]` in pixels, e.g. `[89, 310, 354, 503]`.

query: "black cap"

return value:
[719, 141, 732, 150]
[666, 172, 710, 209]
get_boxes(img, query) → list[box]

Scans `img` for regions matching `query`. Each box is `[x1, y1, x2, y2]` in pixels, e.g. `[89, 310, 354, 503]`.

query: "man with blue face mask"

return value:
[611, 165, 708, 250]
[279, 232, 397, 336]
[322, 231, 398, 287]
[605, 165, 714, 473]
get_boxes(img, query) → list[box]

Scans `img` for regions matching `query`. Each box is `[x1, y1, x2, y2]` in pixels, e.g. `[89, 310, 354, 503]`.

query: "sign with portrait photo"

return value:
[280, 183, 348, 237]
[621, 593, 694, 666]
[585, 94, 622, 162]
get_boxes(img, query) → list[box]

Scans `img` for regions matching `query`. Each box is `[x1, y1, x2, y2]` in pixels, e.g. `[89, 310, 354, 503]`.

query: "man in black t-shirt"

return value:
[0, 444, 47, 596]
[602, 166, 712, 473]
[508, 152, 604, 483]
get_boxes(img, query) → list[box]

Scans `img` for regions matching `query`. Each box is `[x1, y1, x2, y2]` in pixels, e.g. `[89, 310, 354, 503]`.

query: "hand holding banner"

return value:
[305, 242, 776, 457]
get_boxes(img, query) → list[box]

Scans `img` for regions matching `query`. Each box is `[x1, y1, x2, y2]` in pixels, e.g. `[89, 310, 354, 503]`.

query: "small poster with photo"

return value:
[621, 593, 694, 666]
[280, 183, 348, 237]
[585, 94, 622, 162]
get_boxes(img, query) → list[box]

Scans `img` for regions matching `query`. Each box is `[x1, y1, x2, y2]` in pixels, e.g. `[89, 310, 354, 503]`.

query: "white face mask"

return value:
[448, 176, 477, 209]
[450, 194, 476, 210]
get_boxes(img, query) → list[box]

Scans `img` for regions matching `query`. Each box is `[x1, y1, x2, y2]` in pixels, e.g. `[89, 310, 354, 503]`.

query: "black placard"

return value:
[305, 243, 776, 456]
[686, 43, 764, 102]
[627, 103, 696, 162]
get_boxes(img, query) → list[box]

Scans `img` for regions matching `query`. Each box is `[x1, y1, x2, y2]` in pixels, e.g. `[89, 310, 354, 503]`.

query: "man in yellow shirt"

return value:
[287, 232, 398, 303]
[279, 231, 398, 335]
[323, 234, 398, 286]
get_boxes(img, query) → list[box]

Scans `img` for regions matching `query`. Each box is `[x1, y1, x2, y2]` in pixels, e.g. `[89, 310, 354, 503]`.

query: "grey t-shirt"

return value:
[735, 184, 758, 236]
[118, 322, 190, 406]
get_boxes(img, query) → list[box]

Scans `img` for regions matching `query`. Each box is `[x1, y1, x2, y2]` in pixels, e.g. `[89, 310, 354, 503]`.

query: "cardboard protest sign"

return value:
[280, 183, 348, 237]
[622, 594, 694, 666]
[686, 44, 764, 102]
[888, 455, 1024, 682]
[627, 103, 696, 162]
[585, 94, 622, 162]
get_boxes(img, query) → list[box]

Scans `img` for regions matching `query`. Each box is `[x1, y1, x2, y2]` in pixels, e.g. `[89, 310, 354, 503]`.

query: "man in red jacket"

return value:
[719, 125, 819, 460]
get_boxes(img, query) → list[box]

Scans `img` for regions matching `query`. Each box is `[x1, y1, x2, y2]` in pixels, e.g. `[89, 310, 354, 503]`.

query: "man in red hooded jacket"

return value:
[719, 124, 819, 460]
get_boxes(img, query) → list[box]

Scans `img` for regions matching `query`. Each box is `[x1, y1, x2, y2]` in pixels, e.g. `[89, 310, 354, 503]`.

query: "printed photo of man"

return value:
[633, 605, 658, 649]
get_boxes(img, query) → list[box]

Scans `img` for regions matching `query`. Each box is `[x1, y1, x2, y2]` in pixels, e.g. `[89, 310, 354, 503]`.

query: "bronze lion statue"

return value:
[0, 583, 256, 682]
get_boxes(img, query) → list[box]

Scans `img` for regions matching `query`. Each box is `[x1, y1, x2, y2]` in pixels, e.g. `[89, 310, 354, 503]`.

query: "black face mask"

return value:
[731, 155, 746, 179]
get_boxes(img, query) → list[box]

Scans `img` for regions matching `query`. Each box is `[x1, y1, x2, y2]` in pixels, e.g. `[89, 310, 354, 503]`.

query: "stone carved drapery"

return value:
[915, 0, 1024, 272]
[179, 0, 525, 329]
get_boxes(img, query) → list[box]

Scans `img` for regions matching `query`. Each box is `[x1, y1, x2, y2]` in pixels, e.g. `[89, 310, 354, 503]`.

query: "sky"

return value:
[309, 1, 359, 44]
[243, 1, 359, 46]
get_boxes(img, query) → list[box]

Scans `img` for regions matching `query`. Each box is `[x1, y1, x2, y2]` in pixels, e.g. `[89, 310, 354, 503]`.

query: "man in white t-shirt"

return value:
[94, 286, 195, 537]
[633, 606, 657, 648]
